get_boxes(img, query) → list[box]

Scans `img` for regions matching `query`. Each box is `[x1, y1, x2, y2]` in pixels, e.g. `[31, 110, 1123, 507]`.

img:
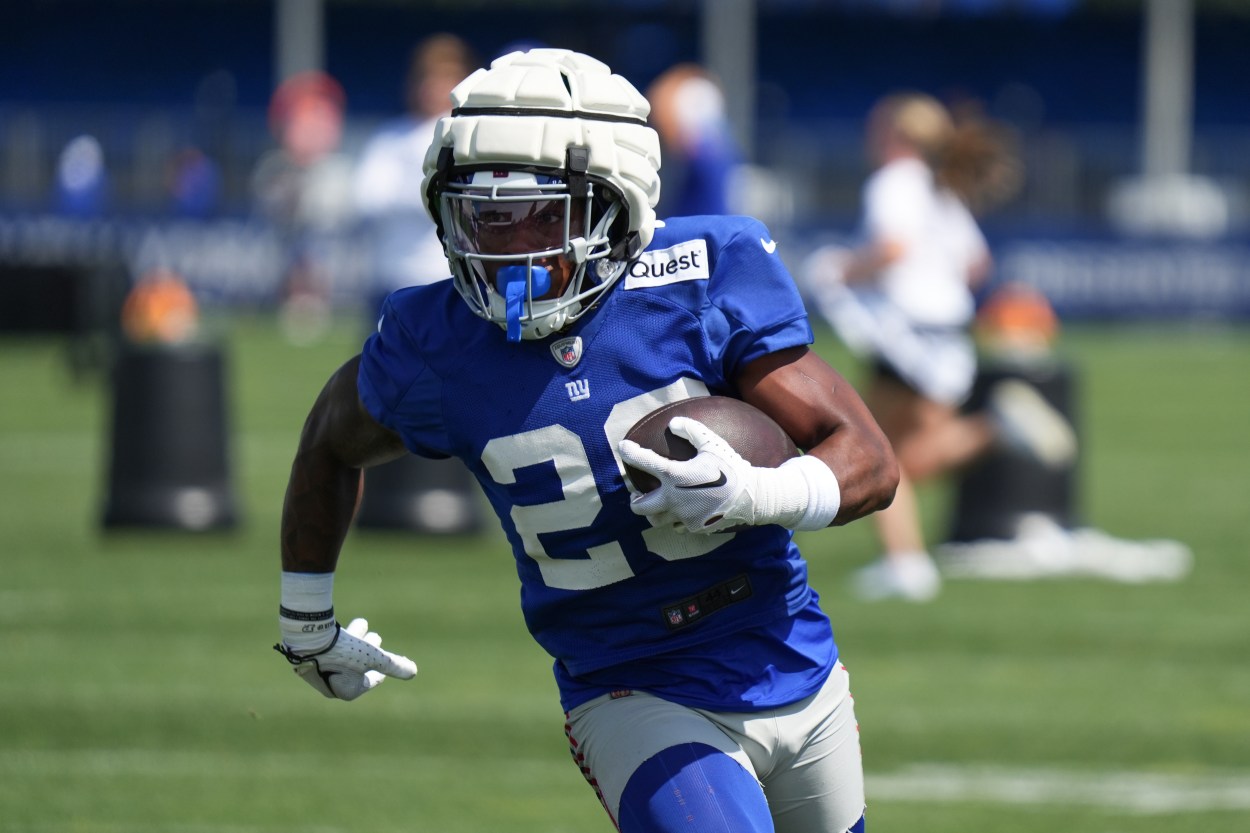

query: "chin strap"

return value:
[496, 265, 551, 342]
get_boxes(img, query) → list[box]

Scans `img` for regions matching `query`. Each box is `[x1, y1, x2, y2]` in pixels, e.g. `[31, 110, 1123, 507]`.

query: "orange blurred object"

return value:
[121, 268, 200, 344]
[975, 282, 1059, 355]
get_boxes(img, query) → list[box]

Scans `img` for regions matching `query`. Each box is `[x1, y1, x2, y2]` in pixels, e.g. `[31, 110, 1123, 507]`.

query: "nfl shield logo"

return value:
[550, 336, 584, 368]
[666, 607, 684, 626]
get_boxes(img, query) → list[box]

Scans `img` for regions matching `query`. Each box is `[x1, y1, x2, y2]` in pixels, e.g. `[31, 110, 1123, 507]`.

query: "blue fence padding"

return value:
[2, 214, 1248, 319]
[996, 237, 1250, 320]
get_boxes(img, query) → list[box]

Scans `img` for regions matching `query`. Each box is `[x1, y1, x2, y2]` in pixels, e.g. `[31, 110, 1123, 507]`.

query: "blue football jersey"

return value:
[358, 215, 838, 711]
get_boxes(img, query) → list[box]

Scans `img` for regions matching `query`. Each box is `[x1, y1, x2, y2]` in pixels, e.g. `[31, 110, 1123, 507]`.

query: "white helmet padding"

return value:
[422, 48, 662, 341]
[423, 48, 661, 252]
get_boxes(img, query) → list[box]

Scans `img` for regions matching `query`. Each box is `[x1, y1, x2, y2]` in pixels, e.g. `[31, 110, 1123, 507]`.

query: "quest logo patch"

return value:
[624, 239, 710, 289]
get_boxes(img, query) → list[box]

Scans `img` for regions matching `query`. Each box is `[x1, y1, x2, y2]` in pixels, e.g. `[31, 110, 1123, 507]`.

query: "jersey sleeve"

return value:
[357, 293, 452, 458]
[704, 217, 814, 375]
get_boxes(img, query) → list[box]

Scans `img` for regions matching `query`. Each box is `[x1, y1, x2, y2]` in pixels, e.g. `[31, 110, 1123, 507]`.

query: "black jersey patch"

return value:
[662, 574, 753, 630]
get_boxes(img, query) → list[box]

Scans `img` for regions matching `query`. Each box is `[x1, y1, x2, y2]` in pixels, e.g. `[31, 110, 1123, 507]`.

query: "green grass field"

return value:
[2, 315, 1248, 832]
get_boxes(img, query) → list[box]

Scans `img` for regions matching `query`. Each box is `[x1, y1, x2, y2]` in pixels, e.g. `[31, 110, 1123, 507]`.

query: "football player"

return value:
[276, 48, 897, 833]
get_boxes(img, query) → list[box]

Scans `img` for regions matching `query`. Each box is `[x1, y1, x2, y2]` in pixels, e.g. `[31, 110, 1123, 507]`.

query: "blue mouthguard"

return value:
[496, 265, 551, 342]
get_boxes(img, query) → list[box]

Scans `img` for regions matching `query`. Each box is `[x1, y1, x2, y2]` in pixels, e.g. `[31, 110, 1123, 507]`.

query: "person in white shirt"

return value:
[353, 34, 477, 311]
[349, 34, 481, 533]
[805, 92, 1074, 602]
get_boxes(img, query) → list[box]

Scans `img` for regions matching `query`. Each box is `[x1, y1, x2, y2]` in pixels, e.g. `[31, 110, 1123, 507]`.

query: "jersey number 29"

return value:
[480, 379, 733, 591]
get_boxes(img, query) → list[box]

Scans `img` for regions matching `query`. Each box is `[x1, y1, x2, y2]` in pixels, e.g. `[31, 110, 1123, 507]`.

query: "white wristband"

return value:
[778, 455, 842, 531]
[279, 571, 337, 652]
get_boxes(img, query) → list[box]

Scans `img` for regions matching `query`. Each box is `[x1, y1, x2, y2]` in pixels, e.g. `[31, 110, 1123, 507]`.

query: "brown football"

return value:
[623, 396, 800, 493]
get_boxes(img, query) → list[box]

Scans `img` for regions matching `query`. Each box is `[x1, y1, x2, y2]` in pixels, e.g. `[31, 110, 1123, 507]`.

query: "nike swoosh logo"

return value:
[760, 238, 777, 254]
[676, 472, 728, 489]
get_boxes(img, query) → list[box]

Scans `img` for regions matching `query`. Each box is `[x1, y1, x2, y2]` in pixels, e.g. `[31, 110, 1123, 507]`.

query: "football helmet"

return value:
[422, 48, 662, 341]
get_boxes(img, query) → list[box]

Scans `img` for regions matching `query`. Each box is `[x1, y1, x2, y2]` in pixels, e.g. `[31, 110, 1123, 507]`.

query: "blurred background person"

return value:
[251, 70, 354, 343]
[804, 91, 1075, 602]
[165, 144, 222, 219]
[645, 63, 741, 218]
[346, 33, 484, 537]
[352, 33, 477, 314]
[54, 134, 109, 218]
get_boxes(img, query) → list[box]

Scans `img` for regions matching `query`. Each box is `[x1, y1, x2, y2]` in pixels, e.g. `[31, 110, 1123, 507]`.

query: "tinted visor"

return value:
[443, 170, 578, 259]
[450, 195, 570, 256]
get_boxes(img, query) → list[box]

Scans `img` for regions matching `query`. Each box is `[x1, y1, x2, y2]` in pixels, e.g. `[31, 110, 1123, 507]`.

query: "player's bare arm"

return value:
[276, 354, 416, 701]
[840, 238, 904, 285]
[281, 354, 407, 574]
[622, 344, 896, 535]
[737, 345, 899, 525]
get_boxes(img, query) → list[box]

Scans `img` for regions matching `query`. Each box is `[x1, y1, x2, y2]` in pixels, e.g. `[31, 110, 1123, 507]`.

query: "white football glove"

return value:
[274, 617, 417, 701]
[618, 416, 841, 534]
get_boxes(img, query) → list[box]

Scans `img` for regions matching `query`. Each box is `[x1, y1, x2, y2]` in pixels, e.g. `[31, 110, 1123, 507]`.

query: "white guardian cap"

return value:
[422, 48, 662, 341]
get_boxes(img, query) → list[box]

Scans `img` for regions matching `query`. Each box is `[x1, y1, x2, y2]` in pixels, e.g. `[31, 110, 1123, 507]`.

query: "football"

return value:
[623, 396, 800, 493]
